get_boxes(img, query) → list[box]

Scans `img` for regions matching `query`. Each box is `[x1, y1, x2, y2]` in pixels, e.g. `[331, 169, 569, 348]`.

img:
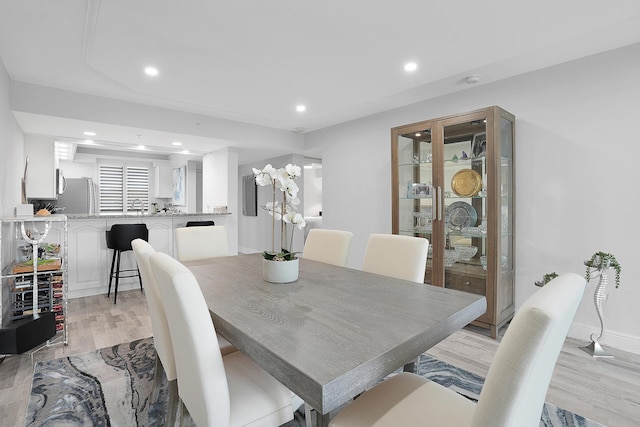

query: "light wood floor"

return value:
[1, 290, 638, 427]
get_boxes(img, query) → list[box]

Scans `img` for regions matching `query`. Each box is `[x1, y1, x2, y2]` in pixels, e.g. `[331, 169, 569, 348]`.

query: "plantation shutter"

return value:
[98, 163, 150, 213]
[99, 165, 124, 213]
[126, 166, 149, 211]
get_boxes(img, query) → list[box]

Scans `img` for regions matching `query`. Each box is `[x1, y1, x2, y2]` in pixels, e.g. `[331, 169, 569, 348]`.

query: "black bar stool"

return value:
[106, 223, 149, 304]
[186, 220, 215, 227]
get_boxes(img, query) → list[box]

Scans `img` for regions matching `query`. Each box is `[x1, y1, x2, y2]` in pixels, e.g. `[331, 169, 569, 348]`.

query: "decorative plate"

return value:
[451, 169, 482, 197]
[445, 202, 478, 230]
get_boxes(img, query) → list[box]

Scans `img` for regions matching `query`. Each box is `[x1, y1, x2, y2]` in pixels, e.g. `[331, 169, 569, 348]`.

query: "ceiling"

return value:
[1, 0, 640, 157]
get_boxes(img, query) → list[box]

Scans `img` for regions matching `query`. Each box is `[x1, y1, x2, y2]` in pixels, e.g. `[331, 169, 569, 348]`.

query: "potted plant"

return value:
[534, 272, 559, 287]
[584, 251, 621, 288]
[253, 163, 306, 283]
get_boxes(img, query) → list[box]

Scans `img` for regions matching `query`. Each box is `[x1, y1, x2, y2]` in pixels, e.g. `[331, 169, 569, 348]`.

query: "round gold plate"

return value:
[451, 169, 482, 197]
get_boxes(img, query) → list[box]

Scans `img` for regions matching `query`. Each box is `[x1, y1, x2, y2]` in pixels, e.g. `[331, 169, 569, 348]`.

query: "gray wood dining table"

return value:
[185, 253, 486, 427]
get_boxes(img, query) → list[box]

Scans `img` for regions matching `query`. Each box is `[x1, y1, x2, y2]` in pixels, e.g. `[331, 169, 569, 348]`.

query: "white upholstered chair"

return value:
[132, 239, 236, 424]
[328, 272, 586, 427]
[362, 234, 429, 283]
[175, 225, 228, 262]
[131, 239, 179, 425]
[302, 229, 354, 267]
[149, 251, 299, 427]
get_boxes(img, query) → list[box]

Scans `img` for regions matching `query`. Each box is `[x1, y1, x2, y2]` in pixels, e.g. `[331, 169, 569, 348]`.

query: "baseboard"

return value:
[238, 247, 261, 255]
[569, 321, 640, 356]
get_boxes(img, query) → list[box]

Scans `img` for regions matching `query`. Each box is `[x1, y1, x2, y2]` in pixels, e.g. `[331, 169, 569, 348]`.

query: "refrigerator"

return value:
[56, 178, 98, 214]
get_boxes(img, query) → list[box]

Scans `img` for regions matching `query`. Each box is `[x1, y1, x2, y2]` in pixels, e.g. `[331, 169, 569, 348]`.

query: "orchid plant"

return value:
[253, 163, 306, 261]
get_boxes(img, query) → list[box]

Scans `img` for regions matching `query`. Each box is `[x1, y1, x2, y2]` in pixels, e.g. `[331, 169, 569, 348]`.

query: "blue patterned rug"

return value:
[25, 338, 604, 426]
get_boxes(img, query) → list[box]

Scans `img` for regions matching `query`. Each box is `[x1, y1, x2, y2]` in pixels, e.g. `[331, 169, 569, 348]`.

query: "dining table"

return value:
[185, 253, 486, 427]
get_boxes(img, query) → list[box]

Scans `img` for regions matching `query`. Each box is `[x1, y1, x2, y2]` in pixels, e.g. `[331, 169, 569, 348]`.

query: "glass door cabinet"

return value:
[391, 106, 515, 338]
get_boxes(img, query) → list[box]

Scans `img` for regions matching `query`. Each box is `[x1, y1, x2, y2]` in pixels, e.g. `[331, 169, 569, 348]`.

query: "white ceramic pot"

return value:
[263, 258, 299, 283]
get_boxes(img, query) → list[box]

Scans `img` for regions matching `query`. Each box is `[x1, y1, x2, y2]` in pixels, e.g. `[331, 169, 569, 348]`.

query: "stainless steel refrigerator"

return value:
[56, 177, 98, 214]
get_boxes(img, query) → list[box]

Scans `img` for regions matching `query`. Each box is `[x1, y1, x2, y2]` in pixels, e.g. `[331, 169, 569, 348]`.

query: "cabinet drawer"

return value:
[445, 274, 486, 296]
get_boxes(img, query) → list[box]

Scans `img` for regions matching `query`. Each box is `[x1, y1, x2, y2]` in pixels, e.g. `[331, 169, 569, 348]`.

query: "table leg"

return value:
[403, 357, 419, 373]
[306, 404, 331, 427]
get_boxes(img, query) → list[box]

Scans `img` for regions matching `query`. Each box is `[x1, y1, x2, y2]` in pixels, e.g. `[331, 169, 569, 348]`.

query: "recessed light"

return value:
[84, 139, 94, 144]
[172, 141, 182, 146]
[465, 75, 480, 84]
[296, 105, 306, 113]
[136, 145, 146, 150]
[144, 66, 159, 77]
[83, 131, 96, 136]
[404, 62, 417, 72]
[415, 132, 421, 137]
[181, 150, 190, 154]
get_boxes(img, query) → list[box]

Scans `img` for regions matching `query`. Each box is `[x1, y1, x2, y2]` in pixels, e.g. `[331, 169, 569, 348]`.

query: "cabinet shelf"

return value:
[1, 215, 69, 352]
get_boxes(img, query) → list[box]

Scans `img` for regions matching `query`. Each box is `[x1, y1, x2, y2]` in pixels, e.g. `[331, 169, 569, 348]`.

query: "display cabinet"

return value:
[1, 215, 68, 352]
[392, 106, 515, 338]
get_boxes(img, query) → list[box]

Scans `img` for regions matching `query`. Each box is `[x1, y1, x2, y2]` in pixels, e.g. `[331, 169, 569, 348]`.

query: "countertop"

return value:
[66, 212, 230, 220]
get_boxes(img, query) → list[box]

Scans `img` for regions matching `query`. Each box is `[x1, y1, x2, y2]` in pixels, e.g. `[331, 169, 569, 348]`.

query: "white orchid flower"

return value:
[275, 169, 291, 189]
[292, 213, 306, 230]
[285, 164, 302, 178]
[282, 211, 296, 224]
[253, 164, 277, 186]
[280, 180, 299, 199]
[265, 201, 282, 220]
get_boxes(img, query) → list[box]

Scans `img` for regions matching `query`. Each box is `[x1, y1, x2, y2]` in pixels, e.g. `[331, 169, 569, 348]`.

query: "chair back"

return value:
[106, 223, 149, 251]
[302, 229, 354, 267]
[131, 239, 177, 381]
[150, 252, 230, 427]
[175, 225, 228, 261]
[471, 273, 586, 427]
[362, 234, 429, 283]
[186, 220, 215, 227]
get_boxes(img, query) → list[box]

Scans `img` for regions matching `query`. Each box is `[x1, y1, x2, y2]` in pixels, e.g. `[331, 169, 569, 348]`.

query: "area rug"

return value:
[25, 337, 604, 427]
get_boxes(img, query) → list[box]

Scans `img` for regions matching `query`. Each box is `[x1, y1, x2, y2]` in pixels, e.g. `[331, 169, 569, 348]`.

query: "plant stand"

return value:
[581, 266, 613, 359]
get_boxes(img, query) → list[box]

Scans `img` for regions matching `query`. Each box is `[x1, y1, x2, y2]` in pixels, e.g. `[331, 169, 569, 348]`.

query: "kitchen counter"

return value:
[66, 211, 229, 219]
[65, 211, 231, 299]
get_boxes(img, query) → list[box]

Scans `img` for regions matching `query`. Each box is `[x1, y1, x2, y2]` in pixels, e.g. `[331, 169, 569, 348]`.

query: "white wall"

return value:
[0, 58, 24, 326]
[305, 43, 640, 354]
[202, 147, 239, 254]
[0, 59, 24, 218]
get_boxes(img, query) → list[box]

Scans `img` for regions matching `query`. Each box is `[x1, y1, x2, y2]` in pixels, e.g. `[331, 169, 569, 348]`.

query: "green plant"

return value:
[535, 272, 559, 287]
[585, 251, 621, 288]
[535, 271, 558, 286]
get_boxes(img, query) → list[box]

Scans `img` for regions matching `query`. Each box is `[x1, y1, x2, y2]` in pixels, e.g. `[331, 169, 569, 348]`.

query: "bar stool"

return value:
[106, 223, 149, 304]
[186, 220, 215, 227]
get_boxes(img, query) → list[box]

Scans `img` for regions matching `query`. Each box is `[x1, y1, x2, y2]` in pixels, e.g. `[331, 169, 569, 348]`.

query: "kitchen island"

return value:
[67, 212, 230, 298]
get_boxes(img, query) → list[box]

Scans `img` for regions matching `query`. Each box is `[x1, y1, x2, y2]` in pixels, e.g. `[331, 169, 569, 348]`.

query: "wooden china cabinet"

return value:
[391, 106, 515, 338]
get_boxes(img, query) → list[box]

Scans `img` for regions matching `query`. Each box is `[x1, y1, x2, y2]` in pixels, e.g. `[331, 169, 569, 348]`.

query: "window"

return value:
[99, 163, 149, 213]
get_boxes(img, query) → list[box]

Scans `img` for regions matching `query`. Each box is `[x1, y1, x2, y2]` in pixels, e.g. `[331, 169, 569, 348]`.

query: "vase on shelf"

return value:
[263, 258, 299, 283]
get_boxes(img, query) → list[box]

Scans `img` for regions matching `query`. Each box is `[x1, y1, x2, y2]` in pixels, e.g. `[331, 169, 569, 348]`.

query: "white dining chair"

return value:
[149, 251, 299, 427]
[131, 239, 179, 425]
[328, 272, 586, 427]
[362, 234, 429, 283]
[302, 229, 354, 267]
[132, 239, 236, 424]
[175, 225, 228, 262]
